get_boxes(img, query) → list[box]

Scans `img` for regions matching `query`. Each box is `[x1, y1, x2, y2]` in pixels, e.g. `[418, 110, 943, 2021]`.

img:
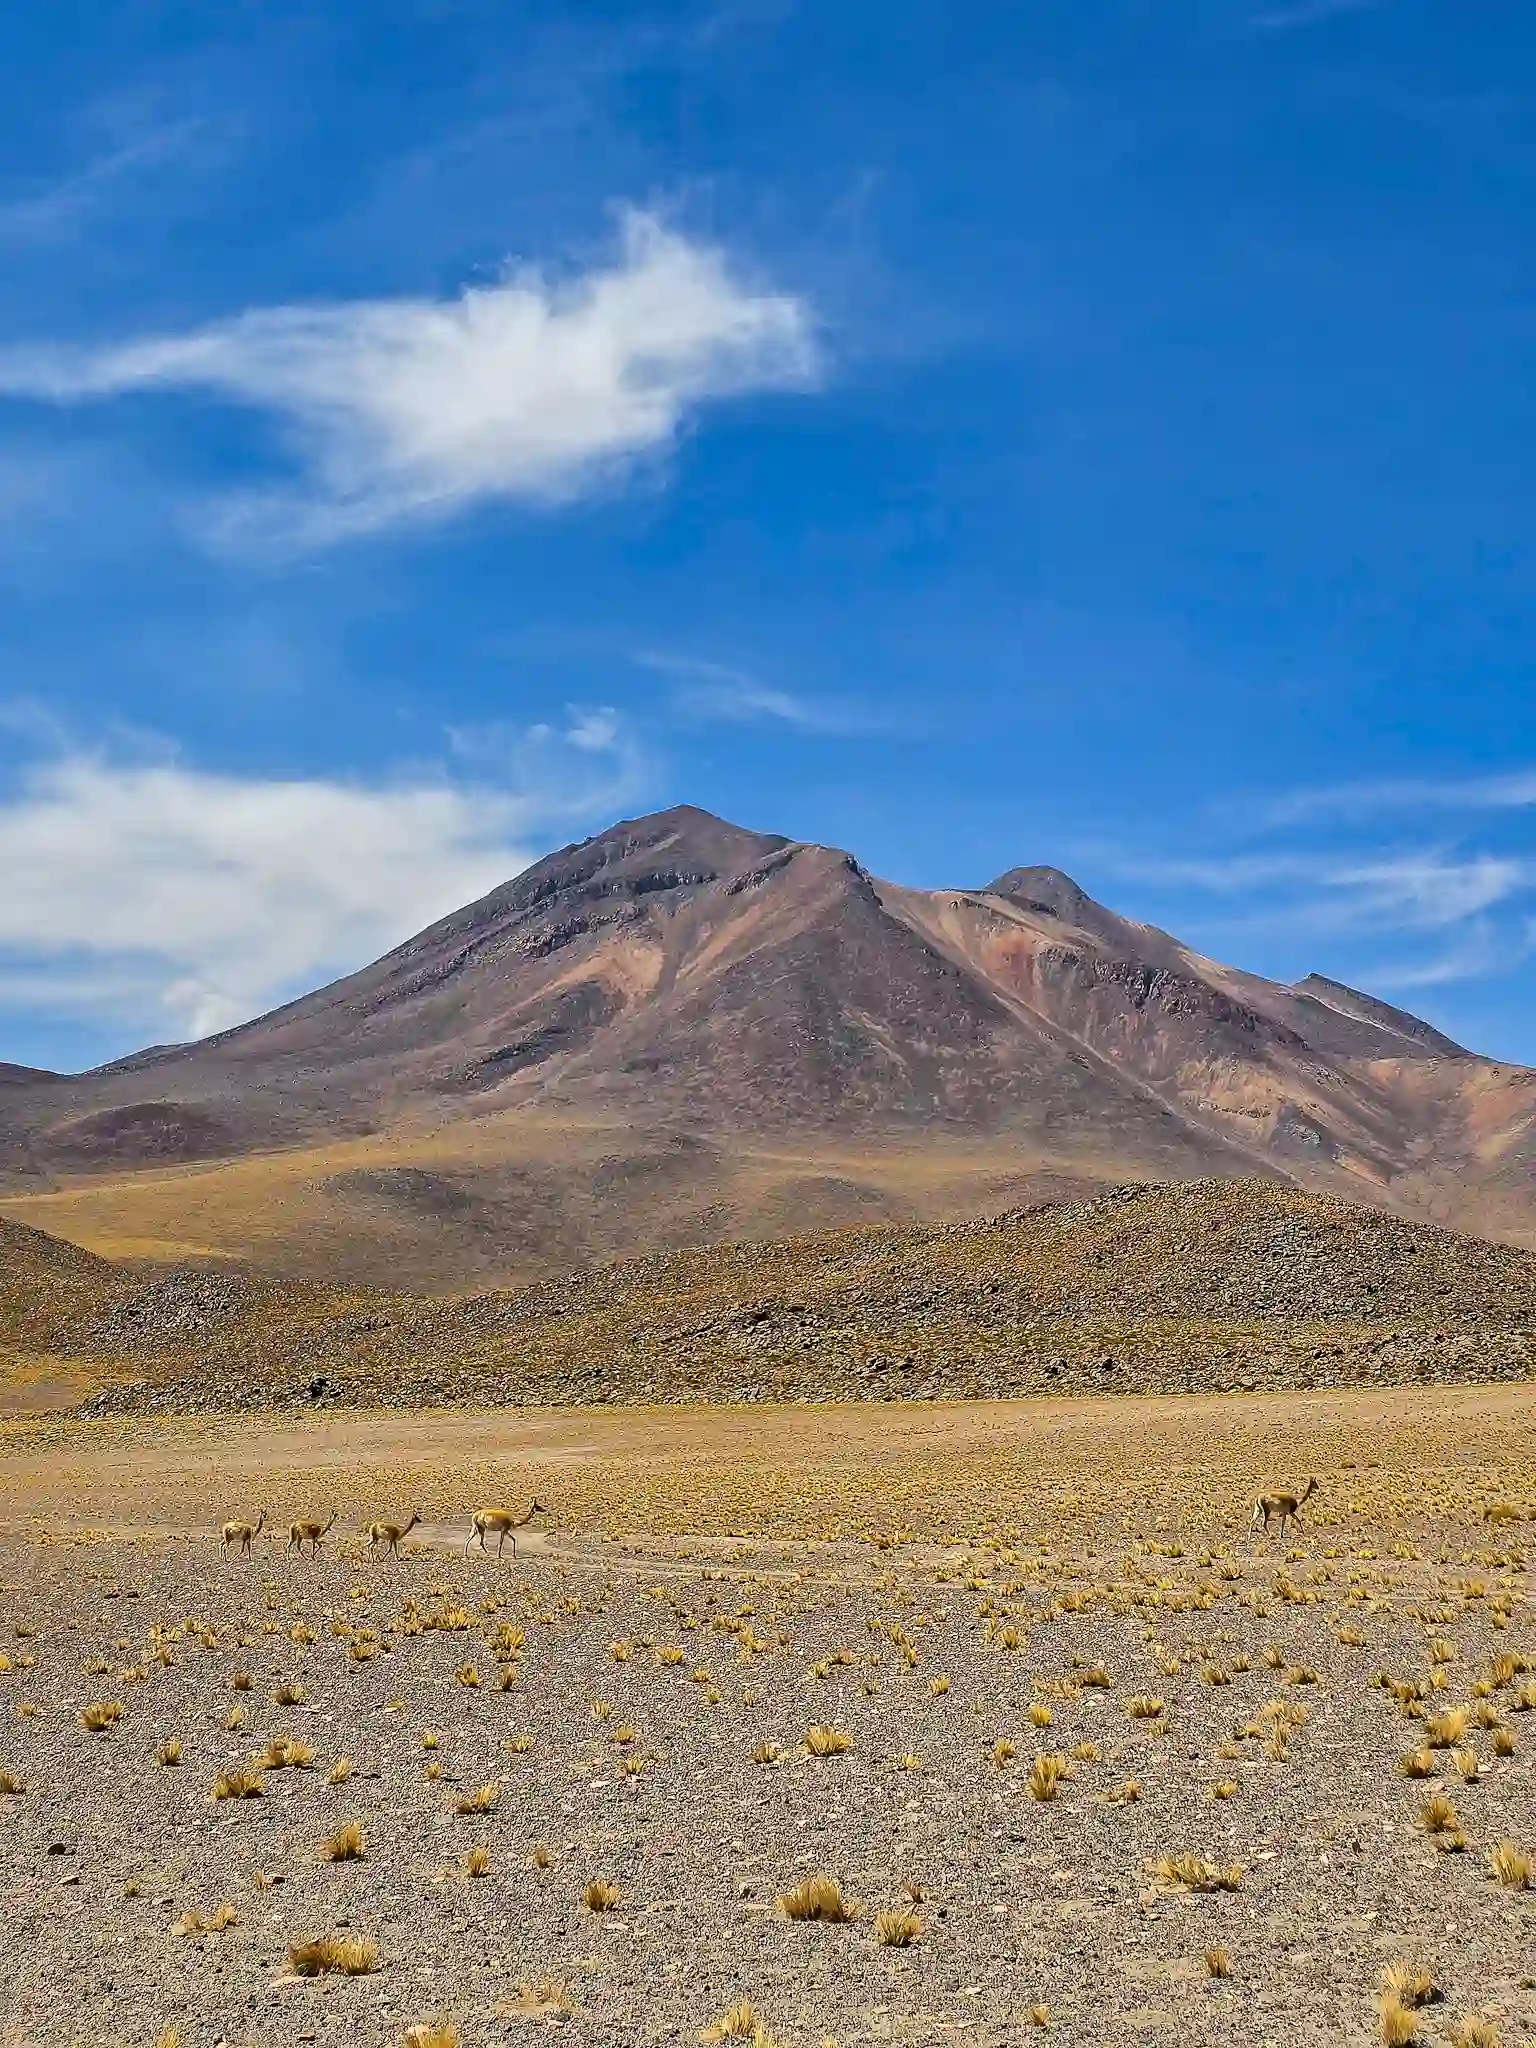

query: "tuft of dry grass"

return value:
[1397, 1748, 1435, 1779]
[873, 1908, 922, 1947]
[288, 1934, 380, 1977]
[171, 1902, 239, 1937]
[328, 1755, 354, 1785]
[80, 1700, 124, 1731]
[1487, 1840, 1532, 1889]
[1451, 2020, 1501, 2048]
[505, 1978, 576, 2020]
[1420, 1791, 1460, 1834]
[805, 1724, 853, 1757]
[0, 1769, 23, 1795]
[402, 2022, 460, 2048]
[1425, 1707, 1470, 1749]
[212, 1767, 265, 1801]
[454, 1782, 500, 1816]
[778, 1874, 855, 1923]
[1379, 1998, 1420, 2047]
[583, 1878, 622, 1912]
[701, 2000, 773, 2042]
[1126, 1695, 1165, 1720]
[1381, 1961, 1438, 2010]
[257, 1736, 315, 1770]
[465, 1846, 491, 1878]
[1204, 1946, 1232, 1979]
[1028, 1753, 1070, 1802]
[322, 1820, 366, 1862]
[1153, 1854, 1242, 1893]
[157, 1737, 182, 1767]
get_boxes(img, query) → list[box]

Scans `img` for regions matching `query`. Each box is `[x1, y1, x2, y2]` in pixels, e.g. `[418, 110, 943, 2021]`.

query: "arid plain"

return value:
[2, 1387, 1535, 2048]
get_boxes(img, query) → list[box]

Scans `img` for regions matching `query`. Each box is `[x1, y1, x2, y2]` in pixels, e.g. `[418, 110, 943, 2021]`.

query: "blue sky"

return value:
[4, 0, 1536, 1070]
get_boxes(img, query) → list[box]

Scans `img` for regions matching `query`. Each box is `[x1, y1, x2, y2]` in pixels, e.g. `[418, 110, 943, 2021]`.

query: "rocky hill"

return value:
[16, 1181, 1533, 1418]
[4, 805, 1536, 1283]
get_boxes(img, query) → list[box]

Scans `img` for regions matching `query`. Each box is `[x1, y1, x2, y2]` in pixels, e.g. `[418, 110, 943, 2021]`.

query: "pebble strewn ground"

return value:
[1, 1392, 1535, 2047]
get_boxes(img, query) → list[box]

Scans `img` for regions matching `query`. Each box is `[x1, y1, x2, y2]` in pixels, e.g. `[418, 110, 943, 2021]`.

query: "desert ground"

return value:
[1, 1387, 1534, 2048]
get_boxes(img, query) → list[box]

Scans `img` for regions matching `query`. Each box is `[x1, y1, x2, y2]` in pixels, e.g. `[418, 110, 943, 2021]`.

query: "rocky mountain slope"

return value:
[7, 1181, 1533, 1417]
[4, 804, 1536, 1283]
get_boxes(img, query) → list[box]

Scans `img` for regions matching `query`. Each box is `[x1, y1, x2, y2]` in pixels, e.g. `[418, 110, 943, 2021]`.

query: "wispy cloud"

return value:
[0, 116, 227, 246]
[1099, 845, 1532, 935]
[636, 650, 883, 734]
[1258, 767, 1536, 827]
[0, 210, 820, 548]
[0, 709, 644, 1046]
[1244, 0, 1396, 34]
[1366, 919, 1528, 992]
[1085, 830, 1536, 996]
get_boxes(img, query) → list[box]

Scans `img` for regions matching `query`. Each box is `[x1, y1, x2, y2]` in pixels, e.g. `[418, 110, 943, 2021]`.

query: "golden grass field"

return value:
[1, 1386, 1535, 2045]
[0, 1109, 1130, 1291]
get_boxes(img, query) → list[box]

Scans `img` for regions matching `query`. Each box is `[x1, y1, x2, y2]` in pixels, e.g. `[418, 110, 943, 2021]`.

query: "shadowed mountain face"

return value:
[3, 803, 1536, 1282]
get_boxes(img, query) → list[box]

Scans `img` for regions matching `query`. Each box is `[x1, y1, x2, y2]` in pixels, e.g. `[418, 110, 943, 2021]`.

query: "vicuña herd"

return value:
[220, 1489, 1325, 1558]
[219, 1501, 549, 1559]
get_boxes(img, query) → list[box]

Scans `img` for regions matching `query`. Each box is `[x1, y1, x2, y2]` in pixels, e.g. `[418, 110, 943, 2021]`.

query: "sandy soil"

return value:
[0, 1389, 1534, 2047]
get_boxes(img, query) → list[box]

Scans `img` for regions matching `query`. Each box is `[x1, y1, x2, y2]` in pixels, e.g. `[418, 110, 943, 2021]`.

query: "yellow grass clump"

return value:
[322, 1820, 366, 1862]
[779, 1873, 855, 1923]
[288, 1935, 380, 1977]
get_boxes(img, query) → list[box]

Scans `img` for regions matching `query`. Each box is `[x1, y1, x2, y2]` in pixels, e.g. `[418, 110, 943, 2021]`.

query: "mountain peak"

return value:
[1292, 973, 1470, 1059]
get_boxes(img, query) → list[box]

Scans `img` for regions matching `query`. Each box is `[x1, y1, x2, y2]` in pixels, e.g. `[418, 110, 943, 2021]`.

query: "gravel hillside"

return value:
[8, 1179, 1527, 1417]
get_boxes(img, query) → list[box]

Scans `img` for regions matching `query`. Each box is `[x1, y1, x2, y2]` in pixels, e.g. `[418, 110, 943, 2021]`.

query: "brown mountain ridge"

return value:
[3, 803, 1535, 1286]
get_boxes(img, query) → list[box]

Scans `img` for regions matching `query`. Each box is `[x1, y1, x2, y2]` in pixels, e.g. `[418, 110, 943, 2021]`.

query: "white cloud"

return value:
[635, 650, 881, 733]
[0, 211, 819, 546]
[0, 713, 642, 1048]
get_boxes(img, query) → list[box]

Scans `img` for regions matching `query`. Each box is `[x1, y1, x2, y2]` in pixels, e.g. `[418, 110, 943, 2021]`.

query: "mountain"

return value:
[3, 802, 1536, 1285]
